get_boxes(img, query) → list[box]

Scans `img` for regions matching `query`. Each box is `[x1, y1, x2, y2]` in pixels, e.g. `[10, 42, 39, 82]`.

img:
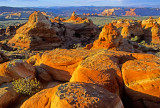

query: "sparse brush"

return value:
[12, 78, 41, 95]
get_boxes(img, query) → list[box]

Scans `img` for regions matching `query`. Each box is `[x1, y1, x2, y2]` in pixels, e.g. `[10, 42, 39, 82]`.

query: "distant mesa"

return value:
[124, 8, 140, 16]
[99, 8, 140, 16]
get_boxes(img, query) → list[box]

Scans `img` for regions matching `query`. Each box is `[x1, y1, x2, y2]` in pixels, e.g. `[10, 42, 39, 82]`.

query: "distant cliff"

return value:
[0, 6, 160, 17]
[99, 8, 160, 16]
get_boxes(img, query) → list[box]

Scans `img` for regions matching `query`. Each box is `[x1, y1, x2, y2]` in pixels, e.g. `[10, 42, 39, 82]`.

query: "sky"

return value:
[0, 0, 160, 7]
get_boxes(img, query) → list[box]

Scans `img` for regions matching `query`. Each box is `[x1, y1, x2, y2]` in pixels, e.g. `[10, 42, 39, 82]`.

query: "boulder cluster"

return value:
[0, 11, 160, 108]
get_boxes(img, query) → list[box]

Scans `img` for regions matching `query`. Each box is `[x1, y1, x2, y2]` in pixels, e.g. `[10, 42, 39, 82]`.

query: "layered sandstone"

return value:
[142, 17, 160, 43]
[151, 24, 160, 44]
[0, 60, 36, 85]
[50, 16, 66, 23]
[62, 12, 99, 48]
[8, 11, 62, 50]
[112, 19, 144, 39]
[122, 56, 160, 105]
[100, 9, 116, 16]
[91, 23, 122, 50]
[125, 8, 139, 16]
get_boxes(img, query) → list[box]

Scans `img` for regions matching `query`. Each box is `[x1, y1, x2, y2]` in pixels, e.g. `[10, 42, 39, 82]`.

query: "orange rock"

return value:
[0, 60, 36, 85]
[0, 83, 19, 108]
[50, 16, 66, 23]
[70, 50, 123, 95]
[92, 23, 122, 50]
[51, 82, 124, 108]
[20, 87, 57, 108]
[151, 24, 160, 44]
[39, 49, 91, 81]
[8, 11, 62, 50]
[26, 53, 42, 65]
[121, 24, 143, 39]
[100, 8, 116, 16]
[125, 8, 139, 16]
[122, 57, 160, 101]
[131, 53, 158, 60]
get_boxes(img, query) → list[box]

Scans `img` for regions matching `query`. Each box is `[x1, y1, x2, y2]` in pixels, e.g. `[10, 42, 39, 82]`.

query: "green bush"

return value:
[139, 40, 147, 46]
[12, 78, 41, 95]
[131, 36, 139, 42]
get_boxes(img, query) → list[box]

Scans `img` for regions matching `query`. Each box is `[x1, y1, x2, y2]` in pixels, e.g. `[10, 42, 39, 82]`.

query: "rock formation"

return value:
[151, 24, 160, 44]
[51, 83, 124, 108]
[100, 9, 116, 16]
[62, 12, 99, 48]
[91, 23, 122, 50]
[0, 59, 36, 85]
[50, 16, 66, 23]
[142, 17, 160, 43]
[112, 19, 144, 39]
[7, 11, 99, 49]
[8, 11, 62, 50]
[5, 24, 23, 36]
[125, 8, 139, 16]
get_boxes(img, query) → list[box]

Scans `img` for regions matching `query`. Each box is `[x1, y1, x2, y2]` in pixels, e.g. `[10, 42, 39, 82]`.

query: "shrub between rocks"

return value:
[12, 78, 41, 95]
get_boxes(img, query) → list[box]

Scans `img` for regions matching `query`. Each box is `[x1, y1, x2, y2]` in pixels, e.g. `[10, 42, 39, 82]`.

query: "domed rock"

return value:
[0, 59, 36, 85]
[70, 50, 123, 95]
[122, 56, 160, 102]
[51, 82, 124, 108]
[20, 87, 57, 108]
[0, 83, 19, 108]
[8, 11, 62, 50]
[38, 49, 91, 81]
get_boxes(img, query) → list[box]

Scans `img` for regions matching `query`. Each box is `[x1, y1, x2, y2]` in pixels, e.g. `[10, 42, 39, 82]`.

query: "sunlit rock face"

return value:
[112, 19, 144, 39]
[151, 24, 160, 44]
[91, 23, 122, 50]
[141, 17, 160, 43]
[8, 11, 62, 50]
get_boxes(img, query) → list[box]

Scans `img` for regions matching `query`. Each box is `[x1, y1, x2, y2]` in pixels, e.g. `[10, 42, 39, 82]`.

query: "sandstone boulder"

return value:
[0, 83, 19, 108]
[51, 82, 124, 108]
[70, 50, 122, 95]
[122, 56, 160, 102]
[38, 49, 90, 81]
[20, 87, 57, 108]
[0, 60, 36, 85]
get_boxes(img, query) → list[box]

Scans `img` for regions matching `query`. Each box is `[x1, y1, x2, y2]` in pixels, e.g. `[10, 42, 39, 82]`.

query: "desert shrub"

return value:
[12, 78, 41, 95]
[155, 52, 160, 57]
[72, 43, 83, 49]
[131, 36, 139, 42]
[139, 40, 147, 46]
